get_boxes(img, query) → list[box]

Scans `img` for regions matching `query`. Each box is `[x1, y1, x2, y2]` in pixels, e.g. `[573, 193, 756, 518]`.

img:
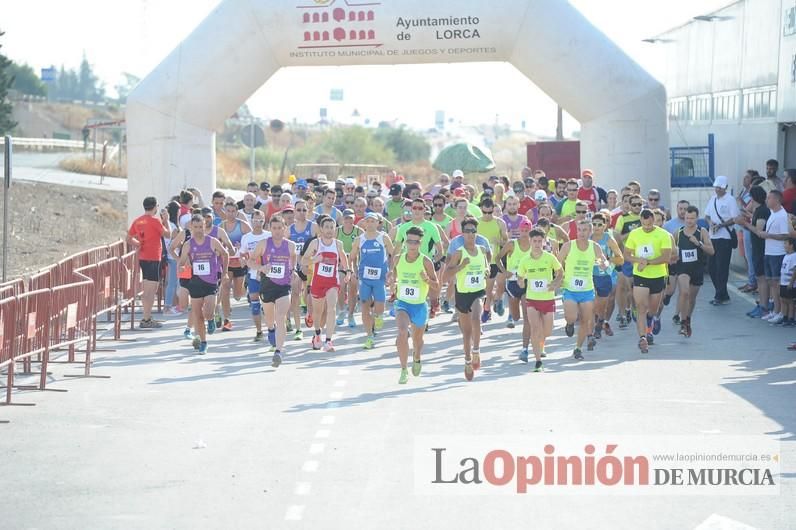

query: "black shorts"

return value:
[677, 265, 704, 287]
[489, 264, 499, 279]
[229, 266, 248, 278]
[260, 278, 292, 304]
[455, 288, 486, 314]
[188, 277, 218, 299]
[780, 285, 795, 300]
[505, 280, 525, 299]
[179, 278, 190, 289]
[633, 275, 665, 295]
[140, 260, 161, 282]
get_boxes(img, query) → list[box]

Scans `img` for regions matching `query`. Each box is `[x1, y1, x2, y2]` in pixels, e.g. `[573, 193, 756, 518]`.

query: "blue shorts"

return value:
[505, 280, 525, 299]
[247, 277, 261, 296]
[593, 274, 615, 297]
[764, 254, 784, 280]
[395, 300, 429, 328]
[562, 289, 596, 304]
[621, 262, 634, 278]
[359, 279, 386, 302]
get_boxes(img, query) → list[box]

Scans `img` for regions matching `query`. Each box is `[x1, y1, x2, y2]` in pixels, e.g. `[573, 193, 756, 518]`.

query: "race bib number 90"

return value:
[570, 277, 587, 291]
[400, 285, 420, 302]
[193, 261, 210, 276]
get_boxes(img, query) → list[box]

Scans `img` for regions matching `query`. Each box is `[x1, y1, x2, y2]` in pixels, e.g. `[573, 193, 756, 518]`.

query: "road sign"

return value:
[40, 67, 56, 83]
[241, 124, 265, 148]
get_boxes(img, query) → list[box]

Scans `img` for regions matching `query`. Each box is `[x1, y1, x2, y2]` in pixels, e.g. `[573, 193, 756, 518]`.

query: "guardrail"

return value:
[0, 240, 141, 411]
[0, 137, 88, 151]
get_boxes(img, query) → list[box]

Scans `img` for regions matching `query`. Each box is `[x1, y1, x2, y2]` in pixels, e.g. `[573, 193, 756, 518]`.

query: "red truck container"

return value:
[526, 140, 580, 181]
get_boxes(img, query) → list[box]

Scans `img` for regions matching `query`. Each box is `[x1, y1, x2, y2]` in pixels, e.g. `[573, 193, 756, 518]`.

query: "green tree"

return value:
[0, 30, 17, 135]
[8, 62, 46, 96]
[114, 72, 140, 103]
[374, 126, 430, 162]
[78, 53, 103, 101]
[316, 126, 395, 165]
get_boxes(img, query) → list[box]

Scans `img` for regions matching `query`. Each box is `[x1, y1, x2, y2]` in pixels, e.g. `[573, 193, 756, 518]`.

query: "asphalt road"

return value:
[0, 281, 793, 529]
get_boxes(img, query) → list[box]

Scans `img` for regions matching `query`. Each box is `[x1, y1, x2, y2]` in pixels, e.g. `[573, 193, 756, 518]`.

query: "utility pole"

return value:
[3, 136, 12, 282]
[556, 106, 564, 141]
[250, 116, 256, 180]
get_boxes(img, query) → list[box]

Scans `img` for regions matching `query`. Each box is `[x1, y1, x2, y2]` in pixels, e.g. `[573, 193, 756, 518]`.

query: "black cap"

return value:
[260, 182, 271, 191]
[389, 184, 402, 196]
[200, 207, 213, 216]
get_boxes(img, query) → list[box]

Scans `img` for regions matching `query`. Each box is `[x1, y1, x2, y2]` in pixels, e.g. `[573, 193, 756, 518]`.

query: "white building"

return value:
[655, 0, 795, 193]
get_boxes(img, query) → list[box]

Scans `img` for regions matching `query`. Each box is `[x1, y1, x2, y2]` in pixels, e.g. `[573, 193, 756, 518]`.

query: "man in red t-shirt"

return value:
[783, 171, 796, 215]
[518, 177, 538, 216]
[127, 196, 169, 328]
[577, 169, 599, 212]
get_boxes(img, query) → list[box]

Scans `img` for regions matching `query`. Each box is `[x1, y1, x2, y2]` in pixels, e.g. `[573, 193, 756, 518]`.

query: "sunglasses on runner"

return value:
[406, 239, 421, 245]
[648, 197, 659, 202]
[463, 228, 477, 234]
[345, 201, 354, 205]
[433, 202, 445, 207]
[481, 209, 494, 214]
[567, 188, 578, 193]
[576, 210, 587, 214]
[631, 202, 643, 207]
[593, 222, 605, 228]
[296, 208, 307, 212]
[412, 206, 425, 211]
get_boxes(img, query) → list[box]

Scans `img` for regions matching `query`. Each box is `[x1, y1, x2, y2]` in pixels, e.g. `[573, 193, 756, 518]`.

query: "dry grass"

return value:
[59, 156, 127, 178]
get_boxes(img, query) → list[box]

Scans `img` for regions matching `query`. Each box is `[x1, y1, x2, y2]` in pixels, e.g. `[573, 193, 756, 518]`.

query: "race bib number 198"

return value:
[318, 263, 335, 278]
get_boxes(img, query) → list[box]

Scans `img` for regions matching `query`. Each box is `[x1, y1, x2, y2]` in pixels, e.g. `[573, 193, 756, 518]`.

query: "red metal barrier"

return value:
[28, 267, 54, 292]
[1, 296, 20, 405]
[5, 289, 52, 404]
[49, 274, 95, 378]
[0, 278, 25, 299]
[107, 240, 126, 259]
[76, 257, 123, 349]
[119, 251, 140, 330]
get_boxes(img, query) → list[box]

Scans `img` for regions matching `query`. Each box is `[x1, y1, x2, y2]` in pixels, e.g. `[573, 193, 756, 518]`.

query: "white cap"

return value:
[317, 174, 328, 183]
[452, 170, 464, 178]
[345, 177, 356, 186]
[713, 175, 728, 189]
[534, 190, 548, 202]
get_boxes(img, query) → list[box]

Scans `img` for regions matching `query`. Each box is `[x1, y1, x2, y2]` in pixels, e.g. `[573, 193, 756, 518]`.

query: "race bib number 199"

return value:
[364, 266, 381, 280]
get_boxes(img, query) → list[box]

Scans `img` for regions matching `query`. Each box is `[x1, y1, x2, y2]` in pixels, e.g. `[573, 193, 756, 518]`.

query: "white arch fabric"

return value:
[127, 0, 668, 222]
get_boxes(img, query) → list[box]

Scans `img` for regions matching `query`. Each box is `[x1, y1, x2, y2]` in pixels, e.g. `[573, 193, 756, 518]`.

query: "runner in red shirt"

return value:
[127, 196, 169, 328]
[518, 178, 538, 216]
[577, 169, 600, 212]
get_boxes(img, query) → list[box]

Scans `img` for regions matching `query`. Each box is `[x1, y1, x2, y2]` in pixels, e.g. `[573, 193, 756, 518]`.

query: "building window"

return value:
[742, 86, 776, 119]
[689, 95, 712, 122]
[712, 92, 739, 121]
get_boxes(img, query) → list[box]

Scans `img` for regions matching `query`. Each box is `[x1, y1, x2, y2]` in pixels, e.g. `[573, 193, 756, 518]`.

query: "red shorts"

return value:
[525, 298, 556, 314]
[311, 282, 339, 300]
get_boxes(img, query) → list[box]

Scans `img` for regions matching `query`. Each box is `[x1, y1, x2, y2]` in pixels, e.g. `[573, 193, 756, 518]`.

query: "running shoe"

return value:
[451, 311, 459, 323]
[534, 360, 543, 372]
[389, 306, 395, 318]
[565, 323, 575, 337]
[618, 315, 628, 329]
[374, 314, 384, 331]
[652, 316, 661, 336]
[603, 322, 614, 336]
[519, 348, 529, 363]
[399, 368, 409, 384]
[348, 315, 357, 329]
[441, 300, 452, 314]
[631, 308, 638, 322]
[587, 335, 596, 351]
[207, 319, 216, 335]
[679, 322, 686, 335]
[506, 317, 515, 329]
[271, 352, 282, 368]
[638, 336, 648, 354]
[672, 314, 681, 326]
[761, 312, 774, 321]
[304, 314, 313, 327]
[464, 361, 474, 381]
[139, 318, 163, 329]
[336, 311, 345, 326]
[198, 341, 208, 355]
[312, 334, 322, 350]
[746, 305, 763, 318]
[293, 329, 303, 341]
[593, 323, 602, 340]
[646, 333, 654, 346]
[286, 320, 294, 333]
[480, 309, 492, 323]
[472, 352, 481, 371]
[412, 358, 422, 376]
[214, 311, 223, 328]
[364, 336, 375, 350]
[663, 294, 671, 306]
[254, 331, 264, 342]
[429, 302, 439, 319]
[222, 319, 233, 332]
[495, 299, 505, 317]
[573, 348, 584, 361]
[301, 304, 307, 316]
[787, 343, 796, 351]
[183, 327, 193, 340]
[683, 319, 692, 338]
[769, 313, 785, 325]
[267, 329, 276, 347]
[192, 337, 201, 350]
[324, 340, 336, 352]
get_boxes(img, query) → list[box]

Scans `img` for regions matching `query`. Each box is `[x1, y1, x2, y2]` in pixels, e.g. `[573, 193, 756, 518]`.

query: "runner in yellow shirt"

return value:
[623, 209, 673, 354]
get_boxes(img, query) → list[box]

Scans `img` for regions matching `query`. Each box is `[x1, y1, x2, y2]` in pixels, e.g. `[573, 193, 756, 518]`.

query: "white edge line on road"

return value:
[284, 505, 305, 521]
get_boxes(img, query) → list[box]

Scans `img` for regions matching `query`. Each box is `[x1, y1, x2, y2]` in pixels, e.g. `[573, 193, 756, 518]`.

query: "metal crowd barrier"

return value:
[1, 240, 134, 410]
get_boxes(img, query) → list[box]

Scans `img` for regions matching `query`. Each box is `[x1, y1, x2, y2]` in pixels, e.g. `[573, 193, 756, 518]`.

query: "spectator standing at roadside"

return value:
[704, 176, 740, 305]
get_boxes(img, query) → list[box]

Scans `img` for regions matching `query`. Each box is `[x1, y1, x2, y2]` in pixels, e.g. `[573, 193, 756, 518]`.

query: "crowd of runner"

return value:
[126, 164, 796, 381]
